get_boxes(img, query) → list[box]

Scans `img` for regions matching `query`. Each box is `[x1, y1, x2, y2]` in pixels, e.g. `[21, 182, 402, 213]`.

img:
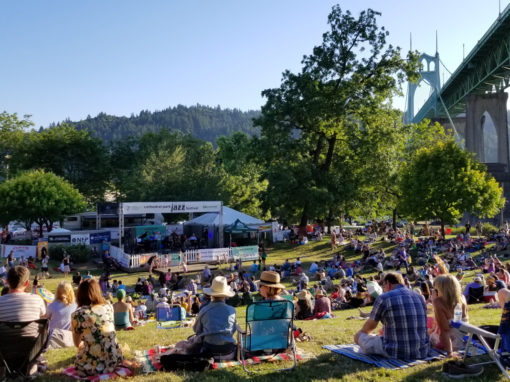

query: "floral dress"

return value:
[71, 304, 123, 376]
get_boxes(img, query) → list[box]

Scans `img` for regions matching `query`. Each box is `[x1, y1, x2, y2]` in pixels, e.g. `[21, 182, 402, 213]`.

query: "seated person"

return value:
[354, 272, 429, 359]
[463, 276, 484, 304]
[259, 271, 286, 300]
[165, 276, 237, 357]
[113, 289, 135, 329]
[295, 290, 313, 320]
[313, 290, 331, 315]
[46, 281, 78, 349]
[0, 266, 47, 377]
[72, 279, 124, 377]
[430, 274, 468, 356]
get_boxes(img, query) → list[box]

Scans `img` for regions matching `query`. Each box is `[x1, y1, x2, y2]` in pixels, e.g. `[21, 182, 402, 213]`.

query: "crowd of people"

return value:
[4, 222, 510, 378]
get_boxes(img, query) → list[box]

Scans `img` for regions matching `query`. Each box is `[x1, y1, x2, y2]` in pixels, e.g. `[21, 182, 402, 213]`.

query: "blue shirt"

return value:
[370, 284, 429, 359]
[193, 301, 236, 346]
[463, 282, 483, 298]
[47, 300, 77, 331]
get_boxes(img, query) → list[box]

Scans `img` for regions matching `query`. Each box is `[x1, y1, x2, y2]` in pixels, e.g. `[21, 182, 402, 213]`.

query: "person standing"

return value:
[7, 251, 15, 270]
[354, 272, 429, 359]
[62, 254, 71, 278]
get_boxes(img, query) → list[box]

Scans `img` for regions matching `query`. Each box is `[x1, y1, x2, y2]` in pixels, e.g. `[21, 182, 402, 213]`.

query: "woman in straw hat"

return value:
[313, 288, 331, 315]
[258, 271, 286, 300]
[295, 289, 313, 320]
[166, 276, 237, 357]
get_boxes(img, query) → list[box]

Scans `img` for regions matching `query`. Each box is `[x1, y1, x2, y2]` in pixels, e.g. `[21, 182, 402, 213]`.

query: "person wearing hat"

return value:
[166, 276, 237, 357]
[113, 289, 135, 330]
[295, 290, 313, 320]
[258, 271, 286, 300]
[463, 276, 484, 304]
[313, 288, 331, 315]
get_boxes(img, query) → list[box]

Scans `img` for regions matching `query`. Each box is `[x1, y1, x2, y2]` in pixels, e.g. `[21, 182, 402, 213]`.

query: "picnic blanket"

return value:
[134, 346, 309, 373]
[323, 344, 487, 370]
[62, 364, 133, 381]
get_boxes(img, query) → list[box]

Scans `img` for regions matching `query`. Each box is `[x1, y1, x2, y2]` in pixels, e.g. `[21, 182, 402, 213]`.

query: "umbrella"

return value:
[36, 287, 55, 303]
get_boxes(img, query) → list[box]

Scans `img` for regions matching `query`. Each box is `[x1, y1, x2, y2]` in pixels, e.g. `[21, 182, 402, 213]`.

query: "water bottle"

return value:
[453, 303, 463, 322]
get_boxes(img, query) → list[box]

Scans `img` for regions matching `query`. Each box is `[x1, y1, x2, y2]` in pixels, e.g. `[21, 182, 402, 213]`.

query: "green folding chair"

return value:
[237, 300, 296, 372]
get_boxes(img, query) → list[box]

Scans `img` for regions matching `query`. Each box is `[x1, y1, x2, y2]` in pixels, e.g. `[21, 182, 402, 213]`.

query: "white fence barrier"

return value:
[109, 245, 259, 269]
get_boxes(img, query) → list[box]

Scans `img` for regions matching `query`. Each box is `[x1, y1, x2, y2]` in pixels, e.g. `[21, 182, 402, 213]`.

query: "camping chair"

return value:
[467, 286, 484, 304]
[0, 318, 49, 379]
[156, 304, 187, 329]
[451, 320, 510, 380]
[237, 300, 296, 372]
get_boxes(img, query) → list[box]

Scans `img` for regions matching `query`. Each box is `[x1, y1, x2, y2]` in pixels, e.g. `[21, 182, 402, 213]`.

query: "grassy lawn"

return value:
[27, 236, 510, 381]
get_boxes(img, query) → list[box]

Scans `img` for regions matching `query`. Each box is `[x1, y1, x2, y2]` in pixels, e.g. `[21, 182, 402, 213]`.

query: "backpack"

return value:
[160, 354, 214, 372]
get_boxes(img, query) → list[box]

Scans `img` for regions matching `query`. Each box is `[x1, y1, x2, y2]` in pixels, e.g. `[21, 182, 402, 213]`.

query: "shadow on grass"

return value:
[400, 358, 504, 382]
[181, 353, 378, 382]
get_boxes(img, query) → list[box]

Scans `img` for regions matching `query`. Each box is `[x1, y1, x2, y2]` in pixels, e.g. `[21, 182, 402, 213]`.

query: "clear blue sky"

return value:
[1, 0, 508, 128]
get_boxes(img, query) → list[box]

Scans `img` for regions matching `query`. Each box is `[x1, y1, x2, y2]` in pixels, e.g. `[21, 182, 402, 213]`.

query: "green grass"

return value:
[28, 237, 510, 381]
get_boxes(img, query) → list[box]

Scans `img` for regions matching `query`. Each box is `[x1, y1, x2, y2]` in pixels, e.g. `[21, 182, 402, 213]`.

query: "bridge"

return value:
[406, 4, 510, 219]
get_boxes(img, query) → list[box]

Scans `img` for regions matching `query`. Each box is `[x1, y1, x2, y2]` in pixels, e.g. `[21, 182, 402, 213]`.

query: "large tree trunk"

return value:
[321, 136, 337, 171]
[392, 208, 397, 231]
[440, 220, 446, 238]
[299, 202, 309, 236]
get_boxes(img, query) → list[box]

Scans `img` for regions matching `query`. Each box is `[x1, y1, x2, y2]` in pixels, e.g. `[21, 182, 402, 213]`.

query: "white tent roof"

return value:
[185, 206, 264, 226]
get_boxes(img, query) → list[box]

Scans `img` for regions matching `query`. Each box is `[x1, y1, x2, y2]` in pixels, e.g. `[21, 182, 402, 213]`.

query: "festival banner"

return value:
[122, 201, 221, 214]
[1, 244, 37, 258]
[231, 245, 259, 261]
[48, 235, 71, 243]
[71, 234, 90, 246]
[90, 231, 111, 244]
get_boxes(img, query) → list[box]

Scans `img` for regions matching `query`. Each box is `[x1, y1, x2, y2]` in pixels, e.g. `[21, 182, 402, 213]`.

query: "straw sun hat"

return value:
[297, 289, 312, 300]
[203, 276, 235, 298]
[258, 271, 285, 289]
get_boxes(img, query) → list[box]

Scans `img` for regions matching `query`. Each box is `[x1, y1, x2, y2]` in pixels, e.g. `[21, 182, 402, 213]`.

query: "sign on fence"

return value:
[1, 244, 37, 258]
[48, 235, 71, 243]
[71, 234, 90, 246]
[90, 231, 111, 244]
[231, 245, 259, 261]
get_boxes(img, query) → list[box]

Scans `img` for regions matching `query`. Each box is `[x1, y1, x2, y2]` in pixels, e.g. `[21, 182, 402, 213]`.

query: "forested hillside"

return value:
[48, 104, 260, 144]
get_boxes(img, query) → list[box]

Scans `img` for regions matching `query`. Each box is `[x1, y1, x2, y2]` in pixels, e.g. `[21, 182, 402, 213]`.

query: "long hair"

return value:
[433, 274, 462, 309]
[76, 279, 105, 307]
[55, 281, 75, 306]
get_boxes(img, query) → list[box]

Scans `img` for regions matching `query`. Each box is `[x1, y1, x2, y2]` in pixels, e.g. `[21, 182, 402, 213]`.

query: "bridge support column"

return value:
[466, 92, 509, 167]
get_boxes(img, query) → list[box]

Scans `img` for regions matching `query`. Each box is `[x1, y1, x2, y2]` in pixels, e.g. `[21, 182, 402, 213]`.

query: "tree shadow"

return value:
[181, 353, 377, 382]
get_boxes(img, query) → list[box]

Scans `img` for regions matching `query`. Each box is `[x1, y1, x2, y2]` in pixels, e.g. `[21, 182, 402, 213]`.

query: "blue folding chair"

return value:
[156, 304, 187, 329]
[237, 300, 296, 372]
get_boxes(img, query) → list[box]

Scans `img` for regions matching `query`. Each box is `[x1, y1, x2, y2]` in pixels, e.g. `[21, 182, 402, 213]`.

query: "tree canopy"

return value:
[0, 170, 87, 235]
[399, 139, 504, 235]
[255, 6, 419, 228]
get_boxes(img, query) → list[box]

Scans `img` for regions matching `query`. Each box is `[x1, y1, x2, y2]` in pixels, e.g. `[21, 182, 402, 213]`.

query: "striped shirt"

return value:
[0, 292, 46, 338]
[0, 293, 46, 322]
[370, 285, 429, 359]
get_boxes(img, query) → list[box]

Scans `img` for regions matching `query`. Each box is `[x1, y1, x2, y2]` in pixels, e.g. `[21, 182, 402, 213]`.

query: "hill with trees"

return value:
[47, 104, 260, 144]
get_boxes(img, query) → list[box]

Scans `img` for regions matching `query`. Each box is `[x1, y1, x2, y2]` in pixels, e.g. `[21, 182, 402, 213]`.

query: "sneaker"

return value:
[445, 361, 484, 379]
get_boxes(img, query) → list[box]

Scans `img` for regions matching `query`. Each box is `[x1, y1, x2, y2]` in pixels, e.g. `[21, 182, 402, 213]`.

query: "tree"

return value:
[0, 111, 33, 181]
[216, 132, 268, 219]
[9, 124, 109, 203]
[399, 140, 504, 236]
[0, 170, 87, 236]
[255, 6, 419, 230]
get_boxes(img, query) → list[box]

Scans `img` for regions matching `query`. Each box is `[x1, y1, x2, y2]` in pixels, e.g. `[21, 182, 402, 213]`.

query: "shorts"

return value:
[64, 265, 70, 273]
